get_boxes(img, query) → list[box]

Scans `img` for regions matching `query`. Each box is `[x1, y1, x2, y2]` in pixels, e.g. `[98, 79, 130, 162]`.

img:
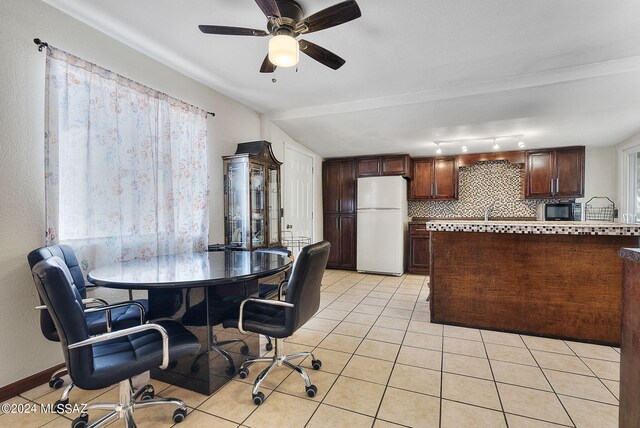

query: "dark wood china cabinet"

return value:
[223, 141, 282, 250]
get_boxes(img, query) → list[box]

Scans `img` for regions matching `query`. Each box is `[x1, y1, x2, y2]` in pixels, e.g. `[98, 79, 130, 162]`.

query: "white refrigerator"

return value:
[356, 176, 408, 276]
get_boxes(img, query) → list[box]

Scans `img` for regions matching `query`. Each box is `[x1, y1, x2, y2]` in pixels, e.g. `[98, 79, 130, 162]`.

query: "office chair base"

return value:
[264, 335, 273, 351]
[49, 367, 68, 389]
[238, 339, 321, 405]
[189, 336, 249, 376]
[71, 380, 188, 428]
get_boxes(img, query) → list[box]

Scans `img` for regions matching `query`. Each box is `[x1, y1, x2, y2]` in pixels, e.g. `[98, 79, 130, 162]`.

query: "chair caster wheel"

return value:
[172, 408, 187, 423]
[306, 384, 317, 397]
[252, 391, 265, 405]
[49, 378, 64, 389]
[225, 365, 236, 377]
[265, 343, 273, 352]
[311, 359, 322, 370]
[167, 361, 178, 370]
[238, 368, 249, 379]
[140, 386, 155, 401]
[240, 345, 250, 355]
[53, 398, 68, 414]
[71, 414, 89, 428]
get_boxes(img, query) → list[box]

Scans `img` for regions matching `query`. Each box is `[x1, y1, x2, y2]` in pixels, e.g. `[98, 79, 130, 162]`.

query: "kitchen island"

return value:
[425, 220, 640, 345]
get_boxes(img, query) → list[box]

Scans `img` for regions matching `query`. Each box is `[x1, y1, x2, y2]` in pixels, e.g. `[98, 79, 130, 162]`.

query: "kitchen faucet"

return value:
[484, 202, 497, 221]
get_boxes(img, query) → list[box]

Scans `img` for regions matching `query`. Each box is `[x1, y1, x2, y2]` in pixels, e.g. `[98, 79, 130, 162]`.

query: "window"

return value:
[44, 47, 209, 271]
[621, 141, 640, 223]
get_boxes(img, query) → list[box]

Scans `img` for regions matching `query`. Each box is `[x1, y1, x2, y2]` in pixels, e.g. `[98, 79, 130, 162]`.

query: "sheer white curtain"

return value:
[44, 47, 209, 274]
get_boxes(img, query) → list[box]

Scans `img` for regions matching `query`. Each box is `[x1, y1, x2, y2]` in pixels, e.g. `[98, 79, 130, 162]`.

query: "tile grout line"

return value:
[301, 272, 409, 426]
[524, 341, 577, 427]
[561, 339, 620, 404]
[367, 274, 420, 424]
[480, 329, 509, 427]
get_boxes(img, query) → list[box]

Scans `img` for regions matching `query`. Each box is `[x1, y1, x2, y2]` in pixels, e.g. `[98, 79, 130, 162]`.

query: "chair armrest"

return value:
[68, 323, 170, 369]
[237, 297, 293, 334]
[84, 301, 146, 331]
[278, 280, 289, 301]
[34, 297, 108, 311]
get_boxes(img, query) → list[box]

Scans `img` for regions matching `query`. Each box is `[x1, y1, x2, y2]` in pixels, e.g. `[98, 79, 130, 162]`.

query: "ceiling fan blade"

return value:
[199, 25, 268, 37]
[255, 0, 281, 18]
[260, 54, 277, 73]
[299, 40, 346, 70]
[301, 0, 361, 34]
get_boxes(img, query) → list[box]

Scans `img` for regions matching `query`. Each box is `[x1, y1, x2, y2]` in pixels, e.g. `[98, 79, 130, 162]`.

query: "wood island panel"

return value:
[620, 249, 640, 427]
[430, 231, 638, 345]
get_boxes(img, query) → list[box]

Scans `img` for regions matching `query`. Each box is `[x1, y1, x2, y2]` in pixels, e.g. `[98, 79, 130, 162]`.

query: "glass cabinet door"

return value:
[226, 162, 249, 247]
[268, 167, 281, 245]
[250, 162, 266, 248]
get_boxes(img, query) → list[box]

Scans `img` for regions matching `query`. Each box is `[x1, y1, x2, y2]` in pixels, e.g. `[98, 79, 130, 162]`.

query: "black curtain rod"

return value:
[34, 38, 216, 118]
[33, 38, 49, 52]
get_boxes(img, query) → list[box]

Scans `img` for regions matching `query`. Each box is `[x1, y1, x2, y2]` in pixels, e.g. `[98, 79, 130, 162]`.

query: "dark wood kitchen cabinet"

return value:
[323, 159, 357, 214]
[323, 214, 356, 268]
[323, 159, 357, 269]
[525, 146, 585, 198]
[408, 224, 430, 274]
[357, 155, 411, 178]
[410, 157, 458, 200]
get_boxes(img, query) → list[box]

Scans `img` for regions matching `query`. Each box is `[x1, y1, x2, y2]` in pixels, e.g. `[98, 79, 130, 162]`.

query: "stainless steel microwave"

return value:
[536, 202, 582, 221]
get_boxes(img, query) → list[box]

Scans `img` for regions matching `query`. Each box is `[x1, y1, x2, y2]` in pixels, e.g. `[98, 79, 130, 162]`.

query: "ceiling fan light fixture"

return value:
[268, 34, 299, 67]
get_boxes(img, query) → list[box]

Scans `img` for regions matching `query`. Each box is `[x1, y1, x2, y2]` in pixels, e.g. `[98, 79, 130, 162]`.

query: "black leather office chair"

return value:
[31, 256, 200, 428]
[223, 241, 330, 405]
[27, 245, 149, 410]
[255, 247, 294, 352]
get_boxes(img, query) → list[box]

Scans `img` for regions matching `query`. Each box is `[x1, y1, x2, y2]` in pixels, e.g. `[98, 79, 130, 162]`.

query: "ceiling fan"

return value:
[199, 0, 361, 73]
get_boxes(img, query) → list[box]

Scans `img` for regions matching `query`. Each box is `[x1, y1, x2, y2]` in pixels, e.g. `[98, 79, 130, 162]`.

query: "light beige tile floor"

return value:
[4, 269, 621, 427]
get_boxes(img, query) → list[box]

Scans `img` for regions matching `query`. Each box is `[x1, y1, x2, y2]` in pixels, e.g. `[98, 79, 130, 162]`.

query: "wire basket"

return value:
[584, 196, 616, 222]
[282, 230, 311, 255]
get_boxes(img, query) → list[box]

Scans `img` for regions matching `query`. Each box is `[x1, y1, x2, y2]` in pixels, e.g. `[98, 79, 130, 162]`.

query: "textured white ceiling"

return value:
[42, 0, 640, 157]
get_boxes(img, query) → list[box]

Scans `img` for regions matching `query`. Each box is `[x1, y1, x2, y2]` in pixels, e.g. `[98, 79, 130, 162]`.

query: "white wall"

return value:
[0, 0, 262, 386]
[576, 147, 618, 219]
[261, 119, 324, 242]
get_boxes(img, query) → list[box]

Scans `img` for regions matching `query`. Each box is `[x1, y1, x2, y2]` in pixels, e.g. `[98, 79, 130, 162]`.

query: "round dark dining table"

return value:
[88, 249, 291, 289]
[87, 249, 292, 395]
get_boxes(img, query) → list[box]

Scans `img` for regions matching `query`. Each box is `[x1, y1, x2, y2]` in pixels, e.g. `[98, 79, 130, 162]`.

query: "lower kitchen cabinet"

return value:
[324, 214, 356, 269]
[408, 224, 430, 274]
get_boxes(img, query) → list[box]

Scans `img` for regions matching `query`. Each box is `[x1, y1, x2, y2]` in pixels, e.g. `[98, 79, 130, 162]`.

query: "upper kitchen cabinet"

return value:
[223, 141, 282, 250]
[323, 159, 357, 214]
[410, 157, 458, 200]
[357, 155, 411, 178]
[525, 146, 585, 199]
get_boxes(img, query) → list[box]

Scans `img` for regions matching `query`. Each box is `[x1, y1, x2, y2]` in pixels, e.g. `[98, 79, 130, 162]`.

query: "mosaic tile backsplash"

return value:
[408, 160, 557, 218]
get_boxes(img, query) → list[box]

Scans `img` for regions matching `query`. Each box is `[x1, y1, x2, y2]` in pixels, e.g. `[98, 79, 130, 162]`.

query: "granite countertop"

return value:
[423, 219, 640, 236]
[620, 248, 640, 261]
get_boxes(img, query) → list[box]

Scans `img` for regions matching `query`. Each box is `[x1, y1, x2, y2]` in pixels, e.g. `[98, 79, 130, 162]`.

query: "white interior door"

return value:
[284, 145, 314, 255]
